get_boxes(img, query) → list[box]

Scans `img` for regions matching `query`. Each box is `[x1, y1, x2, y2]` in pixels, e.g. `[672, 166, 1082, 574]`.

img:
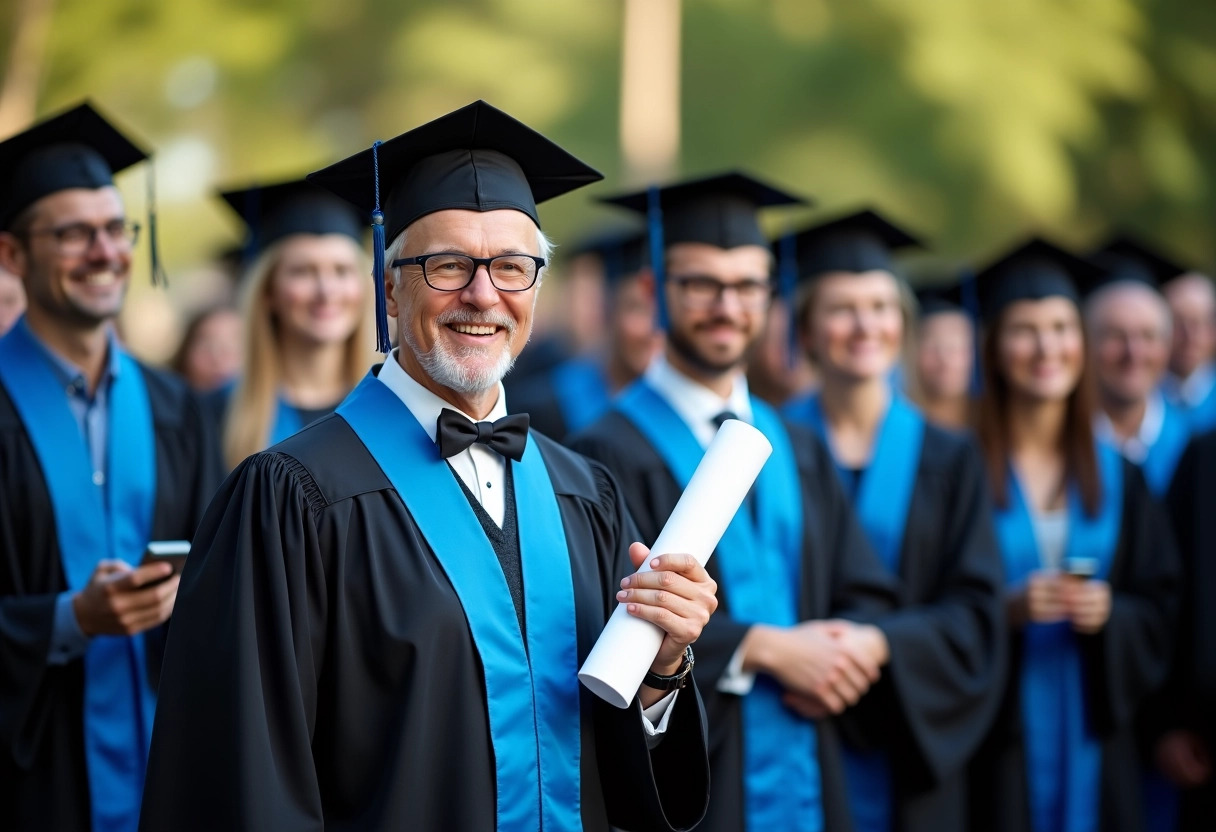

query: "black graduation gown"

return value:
[0, 365, 222, 832]
[1151, 430, 1216, 828]
[571, 411, 898, 832]
[832, 425, 1007, 832]
[968, 460, 1180, 832]
[510, 369, 574, 441]
[139, 415, 710, 832]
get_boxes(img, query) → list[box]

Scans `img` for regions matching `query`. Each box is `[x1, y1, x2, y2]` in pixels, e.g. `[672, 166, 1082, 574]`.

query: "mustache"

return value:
[436, 308, 517, 334]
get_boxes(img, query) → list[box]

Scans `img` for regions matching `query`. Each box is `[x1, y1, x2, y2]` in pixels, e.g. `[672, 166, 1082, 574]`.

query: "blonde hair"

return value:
[222, 237, 377, 469]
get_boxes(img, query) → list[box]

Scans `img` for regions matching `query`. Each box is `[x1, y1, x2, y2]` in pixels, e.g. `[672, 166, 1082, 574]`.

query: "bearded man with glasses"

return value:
[0, 103, 221, 832]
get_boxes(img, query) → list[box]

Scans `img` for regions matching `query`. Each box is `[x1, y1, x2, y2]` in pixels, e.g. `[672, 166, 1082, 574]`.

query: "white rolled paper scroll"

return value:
[578, 419, 773, 708]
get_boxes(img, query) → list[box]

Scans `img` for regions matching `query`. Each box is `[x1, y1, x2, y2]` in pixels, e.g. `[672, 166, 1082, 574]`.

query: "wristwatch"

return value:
[642, 645, 695, 691]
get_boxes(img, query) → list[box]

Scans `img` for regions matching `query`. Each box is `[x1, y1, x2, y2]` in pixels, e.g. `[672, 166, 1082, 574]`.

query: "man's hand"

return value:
[72, 559, 181, 637]
[1062, 578, 1112, 635]
[618, 543, 718, 705]
[1155, 730, 1213, 788]
[741, 620, 880, 716]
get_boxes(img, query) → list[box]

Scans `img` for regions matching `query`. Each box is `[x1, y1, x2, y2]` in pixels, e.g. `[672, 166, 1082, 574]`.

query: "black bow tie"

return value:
[436, 408, 530, 461]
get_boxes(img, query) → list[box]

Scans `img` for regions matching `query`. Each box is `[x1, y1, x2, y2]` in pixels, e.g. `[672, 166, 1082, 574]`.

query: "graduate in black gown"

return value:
[0, 103, 221, 832]
[910, 278, 978, 430]
[206, 178, 377, 469]
[510, 229, 660, 441]
[573, 173, 898, 832]
[140, 101, 714, 832]
[1081, 237, 1192, 499]
[779, 209, 1006, 832]
[967, 239, 1180, 832]
[1150, 428, 1216, 830]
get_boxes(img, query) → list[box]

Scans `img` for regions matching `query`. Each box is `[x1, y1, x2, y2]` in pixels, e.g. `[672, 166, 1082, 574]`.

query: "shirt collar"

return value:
[14, 315, 121, 396]
[376, 348, 508, 444]
[1176, 362, 1216, 408]
[643, 353, 753, 430]
[1094, 390, 1165, 464]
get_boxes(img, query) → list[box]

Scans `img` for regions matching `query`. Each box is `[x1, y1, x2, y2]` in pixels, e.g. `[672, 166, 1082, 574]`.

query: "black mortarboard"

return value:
[0, 101, 168, 285]
[600, 171, 805, 250]
[973, 237, 1105, 322]
[916, 283, 965, 317]
[307, 100, 603, 352]
[600, 171, 805, 328]
[566, 228, 648, 286]
[1083, 234, 1187, 296]
[0, 101, 148, 229]
[219, 178, 365, 256]
[786, 208, 922, 282]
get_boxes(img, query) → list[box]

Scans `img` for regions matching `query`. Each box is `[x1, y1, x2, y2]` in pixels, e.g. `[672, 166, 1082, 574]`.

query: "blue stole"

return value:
[337, 372, 583, 831]
[269, 395, 304, 445]
[1183, 379, 1216, 435]
[994, 443, 1123, 832]
[0, 320, 157, 832]
[550, 357, 613, 436]
[784, 392, 925, 832]
[1140, 400, 1190, 498]
[615, 380, 822, 832]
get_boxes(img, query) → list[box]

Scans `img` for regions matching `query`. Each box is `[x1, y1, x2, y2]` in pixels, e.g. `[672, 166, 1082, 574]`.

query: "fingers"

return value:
[782, 692, 831, 721]
[627, 542, 651, 570]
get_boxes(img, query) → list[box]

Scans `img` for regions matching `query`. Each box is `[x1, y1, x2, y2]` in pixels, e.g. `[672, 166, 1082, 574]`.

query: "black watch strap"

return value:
[642, 645, 695, 691]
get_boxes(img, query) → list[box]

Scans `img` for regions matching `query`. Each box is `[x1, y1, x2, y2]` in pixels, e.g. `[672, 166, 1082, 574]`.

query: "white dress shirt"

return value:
[1094, 391, 1165, 465]
[377, 351, 675, 731]
[1164, 362, 1216, 409]
[644, 355, 759, 695]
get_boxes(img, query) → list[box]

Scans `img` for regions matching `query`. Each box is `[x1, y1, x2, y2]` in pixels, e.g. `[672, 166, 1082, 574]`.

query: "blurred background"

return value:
[2, 0, 1214, 361]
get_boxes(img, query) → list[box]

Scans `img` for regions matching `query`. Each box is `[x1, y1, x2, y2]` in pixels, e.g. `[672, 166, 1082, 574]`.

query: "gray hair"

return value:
[1083, 280, 1173, 341]
[385, 225, 555, 288]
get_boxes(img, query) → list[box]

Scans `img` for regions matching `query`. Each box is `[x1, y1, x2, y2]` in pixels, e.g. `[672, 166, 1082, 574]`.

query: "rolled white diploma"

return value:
[578, 419, 774, 708]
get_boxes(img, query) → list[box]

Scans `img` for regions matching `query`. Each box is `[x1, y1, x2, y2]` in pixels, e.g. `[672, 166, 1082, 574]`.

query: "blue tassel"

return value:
[646, 185, 667, 330]
[370, 140, 391, 354]
[778, 230, 799, 368]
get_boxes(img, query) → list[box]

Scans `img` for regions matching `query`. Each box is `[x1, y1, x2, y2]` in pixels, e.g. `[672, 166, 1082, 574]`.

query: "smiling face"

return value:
[0, 187, 131, 329]
[1087, 283, 1171, 407]
[387, 208, 541, 404]
[266, 233, 367, 348]
[663, 242, 772, 377]
[1163, 273, 1216, 379]
[995, 296, 1086, 404]
[916, 310, 974, 401]
[804, 269, 905, 383]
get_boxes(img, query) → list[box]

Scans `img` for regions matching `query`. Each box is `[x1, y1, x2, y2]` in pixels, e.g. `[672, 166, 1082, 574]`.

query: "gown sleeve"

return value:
[140, 452, 328, 832]
[586, 460, 711, 832]
[1082, 462, 1181, 736]
[861, 439, 1008, 787]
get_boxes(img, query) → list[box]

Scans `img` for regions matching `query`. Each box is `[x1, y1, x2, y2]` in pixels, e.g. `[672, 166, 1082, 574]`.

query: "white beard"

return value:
[402, 326, 518, 396]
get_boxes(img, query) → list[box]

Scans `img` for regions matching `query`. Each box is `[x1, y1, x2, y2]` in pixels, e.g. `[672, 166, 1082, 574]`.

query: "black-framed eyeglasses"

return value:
[391, 252, 546, 292]
[671, 275, 774, 310]
[22, 219, 141, 256]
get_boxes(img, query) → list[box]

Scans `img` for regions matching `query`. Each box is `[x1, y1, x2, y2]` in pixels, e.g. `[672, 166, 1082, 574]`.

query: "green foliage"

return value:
[4, 0, 1214, 279]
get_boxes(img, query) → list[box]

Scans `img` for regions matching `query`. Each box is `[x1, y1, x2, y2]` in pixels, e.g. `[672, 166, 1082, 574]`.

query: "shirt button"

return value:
[92, 471, 105, 486]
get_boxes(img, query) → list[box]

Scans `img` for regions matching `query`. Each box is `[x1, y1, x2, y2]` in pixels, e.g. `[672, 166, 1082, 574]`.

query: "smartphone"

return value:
[1063, 557, 1099, 579]
[140, 540, 190, 582]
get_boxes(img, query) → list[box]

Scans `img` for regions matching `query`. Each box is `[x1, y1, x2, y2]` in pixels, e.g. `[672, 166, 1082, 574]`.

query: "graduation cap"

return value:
[1083, 234, 1187, 296]
[973, 237, 1106, 322]
[0, 100, 166, 284]
[219, 177, 365, 262]
[307, 100, 603, 352]
[565, 228, 649, 287]
[916, 282, 965, 318]
[783, 208, 923, 282]
[599, 171, 806, 327]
